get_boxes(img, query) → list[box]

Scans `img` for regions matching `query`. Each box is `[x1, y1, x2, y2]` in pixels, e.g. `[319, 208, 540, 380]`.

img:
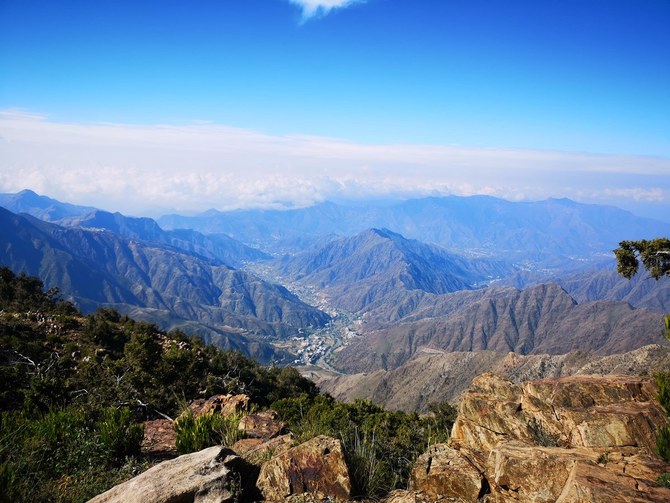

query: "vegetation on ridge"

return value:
[0, 266, 318, 501]
[614, 238, 670, 473]
[0, 266, 457, 501]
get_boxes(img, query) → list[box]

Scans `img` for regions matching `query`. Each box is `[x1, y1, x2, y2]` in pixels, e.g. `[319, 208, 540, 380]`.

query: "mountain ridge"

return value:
[0, 207, 328, 361]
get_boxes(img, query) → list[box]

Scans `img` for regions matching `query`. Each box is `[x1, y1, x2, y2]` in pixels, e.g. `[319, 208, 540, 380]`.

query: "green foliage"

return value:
[0, 406, 144, 502]
[272, 395, 458, 499]
[656, 426, 670, 462]
[656, 372, 670, 416]
[97, 407, 144, 461]
[657, 472, 670, 489]
[614, 238, 670, 280]
[424, 401, 458, 445]
[174, 412, 244, 455]
[0, 267, 322, 501]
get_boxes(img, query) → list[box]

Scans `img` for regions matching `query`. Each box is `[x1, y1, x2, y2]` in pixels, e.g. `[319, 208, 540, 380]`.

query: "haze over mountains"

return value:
[1, 189, 668, 372]
[158, 196, 670, 267]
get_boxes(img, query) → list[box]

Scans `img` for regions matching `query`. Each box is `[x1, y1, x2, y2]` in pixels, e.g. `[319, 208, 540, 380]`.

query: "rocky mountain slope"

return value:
[58, 209, 269, 268]
[318, 344, 670, 411]
[276, 228, 513, 313]
[332, 283, 666, 372]
[0, 207, 328, 358]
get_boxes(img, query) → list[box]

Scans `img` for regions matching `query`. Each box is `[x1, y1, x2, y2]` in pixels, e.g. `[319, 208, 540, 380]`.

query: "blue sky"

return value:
[0, 0, 669, 218]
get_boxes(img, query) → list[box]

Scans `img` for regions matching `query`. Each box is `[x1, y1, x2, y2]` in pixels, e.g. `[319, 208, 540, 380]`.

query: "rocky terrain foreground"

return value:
[90, 374, 670, 502]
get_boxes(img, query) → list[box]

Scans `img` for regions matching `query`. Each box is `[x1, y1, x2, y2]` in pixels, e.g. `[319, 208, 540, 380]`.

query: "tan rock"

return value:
[409, 443, 483, 502]
[238, 409, 287, 440]
[140, 419, 177, 458]
[186, 393, 250, 419]
[523, 374, 659, 408]
[452, 373, 669, 455]
[449, 374, 670, 502]
[232, 433, 295, 465]
[88, 446, 251, 503]
[482, 440, 670, 502]
[257, 435, 351, 502]
[555, 461, 670, 503]
[383, 489, 459, 502]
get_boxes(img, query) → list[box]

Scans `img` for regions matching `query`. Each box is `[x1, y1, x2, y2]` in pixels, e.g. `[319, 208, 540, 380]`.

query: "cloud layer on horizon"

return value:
[0, 110, 669, 219]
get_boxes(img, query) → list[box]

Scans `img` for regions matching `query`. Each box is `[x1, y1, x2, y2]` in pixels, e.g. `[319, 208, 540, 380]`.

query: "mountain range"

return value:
[159, 196, 670, 269]
[275, 227, 514, 314]
[1, 189, 668, 371]
[0, 206, 327, 361]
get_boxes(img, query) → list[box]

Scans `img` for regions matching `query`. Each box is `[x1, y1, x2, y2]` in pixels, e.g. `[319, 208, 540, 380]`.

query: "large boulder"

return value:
[89, 446, 255, 503]
[409, 443, 484, 501]
[486, 441, 670, 502]
[452, 373, 668, 454]
[256, 435, 351, 501]
[441, 373, 670, 502]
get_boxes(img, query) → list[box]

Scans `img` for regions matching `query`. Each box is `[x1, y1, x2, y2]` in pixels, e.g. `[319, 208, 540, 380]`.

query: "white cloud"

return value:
[0, 109, 669, 218]
[287, 0, 364, 21]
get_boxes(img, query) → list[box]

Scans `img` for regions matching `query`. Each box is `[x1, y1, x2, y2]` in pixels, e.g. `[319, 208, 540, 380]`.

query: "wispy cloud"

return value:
[0, 110, 669, 218]
[287, 0, 365, 21]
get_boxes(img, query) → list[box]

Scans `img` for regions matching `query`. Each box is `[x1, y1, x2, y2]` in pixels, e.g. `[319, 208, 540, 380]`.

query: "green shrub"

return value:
[174, 412, 245, 455]
[96, 407, 144, 462]
[658, 472, 670, 488]
[656, 371, 670, 416]
[271, 395, 457, 499]
[657, 426, 670, 462]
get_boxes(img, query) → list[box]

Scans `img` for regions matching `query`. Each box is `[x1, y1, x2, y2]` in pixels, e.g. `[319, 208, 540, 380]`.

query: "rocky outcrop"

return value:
[233, 433, 295, 465]
[89, 446, 254, 503]
[140, 419, 177, 458]
[413, 373, 670, 502]
[410, 443, 484, 501]
[238, 409, 286, 439]
[257, 435, 351, 501]
[452, 373, 666, 453]
[187, 393, 250, 418]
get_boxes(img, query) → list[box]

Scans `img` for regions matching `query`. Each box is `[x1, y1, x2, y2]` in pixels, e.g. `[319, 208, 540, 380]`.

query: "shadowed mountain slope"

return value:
[0, 207, 328, 359]
[277, 228, 513, 314]
[318, 344, 670, 412]
[59, 209, 270, 268]
[332, 283, 666, 373]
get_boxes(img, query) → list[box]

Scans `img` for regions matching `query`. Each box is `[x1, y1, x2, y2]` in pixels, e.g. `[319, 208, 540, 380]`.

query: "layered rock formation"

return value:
[410, 373, 670, 502]
[100, 374, 670, 502]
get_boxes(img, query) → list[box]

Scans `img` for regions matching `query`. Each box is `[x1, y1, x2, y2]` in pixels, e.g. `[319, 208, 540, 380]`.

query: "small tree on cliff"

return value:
[614, 238, 670, 463]
[614, 238, 670, 340]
